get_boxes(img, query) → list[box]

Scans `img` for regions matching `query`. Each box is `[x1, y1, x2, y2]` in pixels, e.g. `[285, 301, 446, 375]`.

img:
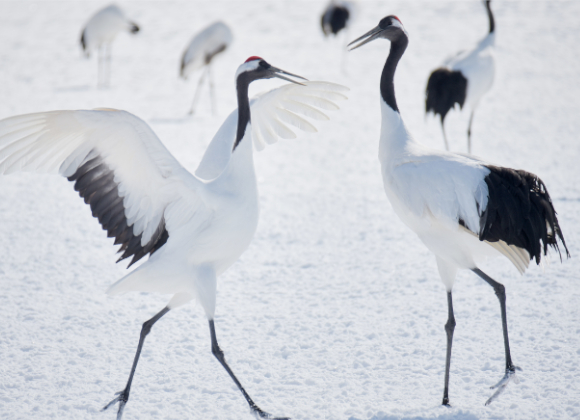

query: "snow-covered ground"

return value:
[0, 1, 579, 419]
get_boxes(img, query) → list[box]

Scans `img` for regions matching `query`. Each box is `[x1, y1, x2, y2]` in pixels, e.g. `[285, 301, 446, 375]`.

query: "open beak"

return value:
[348, 26, 384, 51]
[270, 66, 308, 86]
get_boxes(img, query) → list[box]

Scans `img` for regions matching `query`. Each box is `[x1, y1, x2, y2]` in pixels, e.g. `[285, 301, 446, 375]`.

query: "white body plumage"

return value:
[379, 101, 526, 289]
[180, 21, 233, 79]
[0, 82, 347, 319]
[80, 5, 138, 56]
[446, 32, 495, 110]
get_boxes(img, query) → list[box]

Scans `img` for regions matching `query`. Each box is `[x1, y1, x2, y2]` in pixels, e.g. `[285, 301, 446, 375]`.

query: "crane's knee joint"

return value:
[211, 344, 224, 360]
[141, 321, 154, 336]
[493, 283, 506, 300]
[445, 317, 456, 334]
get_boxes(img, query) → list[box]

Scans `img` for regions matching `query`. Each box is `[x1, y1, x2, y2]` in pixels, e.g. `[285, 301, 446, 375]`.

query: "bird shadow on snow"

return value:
[349, 410, 479, 420]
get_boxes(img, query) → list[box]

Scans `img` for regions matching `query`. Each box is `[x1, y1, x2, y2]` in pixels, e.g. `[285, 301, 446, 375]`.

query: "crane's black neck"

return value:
[486, 1, 495, 33]
[380, 35, 408, 113]
[233, 73, 252, 151]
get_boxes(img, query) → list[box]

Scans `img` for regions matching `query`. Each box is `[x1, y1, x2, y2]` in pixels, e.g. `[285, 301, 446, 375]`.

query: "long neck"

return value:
[486, 1, 495, 33]
[380, 35, 408, 113]
[233, 74, 252, 151]
[213, 72, 256, 192]
[379, 33, 416, 161]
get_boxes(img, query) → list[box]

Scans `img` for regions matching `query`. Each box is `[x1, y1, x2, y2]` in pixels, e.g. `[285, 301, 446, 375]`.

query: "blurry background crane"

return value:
[80, 4, 140, 88]
[426, 0, 495, 152]
[180, 21, 233, 115]
[320, 0, 355, 72]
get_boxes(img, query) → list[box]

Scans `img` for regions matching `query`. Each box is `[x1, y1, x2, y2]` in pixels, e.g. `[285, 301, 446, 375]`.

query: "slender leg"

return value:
[341, 28, 349, 75]
[98, 45, 103, 89]
[209, 320, 289, 420]
[442, 291, 456, 406]
[106, 43, 111, 87]
[102, 307, 170, 419]
[467, 110, 475, 154]
[440, 117, 450, 151]
[208, 64, 216, 116]
[472, 268, 521, 405]
[189, 67, 208, 115]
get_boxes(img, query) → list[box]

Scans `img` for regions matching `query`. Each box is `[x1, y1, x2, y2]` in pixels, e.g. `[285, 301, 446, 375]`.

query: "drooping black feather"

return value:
[129, 22, 140, 34]
[321, 5, 350, 36]
[479, 166, 569, 264]
[67, 154, 169, 268]
[425, 68, 468, 122]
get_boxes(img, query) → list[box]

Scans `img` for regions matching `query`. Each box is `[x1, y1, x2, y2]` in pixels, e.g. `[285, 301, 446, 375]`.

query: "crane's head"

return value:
[235, 57, 307, 86]
[348, 15, 407, 50]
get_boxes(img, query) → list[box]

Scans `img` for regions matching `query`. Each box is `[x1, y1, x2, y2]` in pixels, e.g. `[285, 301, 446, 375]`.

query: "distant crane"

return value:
[80, 4, 140, 88]
[180, 21, 233, 115]
[349, 15, 568, 407]
[426, 0, 495, 152]
[0, 58, 347, 419]
[321, 0, 355, 72]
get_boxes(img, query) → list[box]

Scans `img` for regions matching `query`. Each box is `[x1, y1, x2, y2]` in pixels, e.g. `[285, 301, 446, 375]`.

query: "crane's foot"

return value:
[484, 365, 521, 406]
[251, 406, 290, 420]
[441, 398, 452, 407]
[102, 389, 129, 420]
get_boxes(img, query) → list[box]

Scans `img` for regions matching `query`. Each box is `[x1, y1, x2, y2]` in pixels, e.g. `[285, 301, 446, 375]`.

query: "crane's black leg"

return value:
[441, 116, 450, 151]
[209, 320, 289, 420]
[442, 291, 456, 406]
[467, 110, 475, 154]
[208, 64, 216, 116]
[472, 269, 521, 405]
[189, 67, 208, 115]
[102, 307, 170, 419]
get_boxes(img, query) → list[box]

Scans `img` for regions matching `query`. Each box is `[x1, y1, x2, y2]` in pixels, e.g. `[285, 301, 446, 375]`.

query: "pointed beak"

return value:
[348, 26, 384, 51]
[270, 66, 308, 86]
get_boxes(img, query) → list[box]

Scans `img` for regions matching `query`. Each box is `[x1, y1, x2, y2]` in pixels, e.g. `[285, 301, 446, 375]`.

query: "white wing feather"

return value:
[195, 81, 348, 180]
[0, 110, 203, 247]
[391, 151, 490, 234]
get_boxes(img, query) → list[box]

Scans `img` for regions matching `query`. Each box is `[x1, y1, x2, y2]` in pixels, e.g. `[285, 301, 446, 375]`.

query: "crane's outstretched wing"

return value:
[195, 81, 348, 180]
[0, 109, 203, 267]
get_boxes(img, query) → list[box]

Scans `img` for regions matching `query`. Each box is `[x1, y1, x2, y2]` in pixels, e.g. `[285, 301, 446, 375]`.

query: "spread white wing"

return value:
[0, 109, 204, 267]
[195, 81, 348, 180]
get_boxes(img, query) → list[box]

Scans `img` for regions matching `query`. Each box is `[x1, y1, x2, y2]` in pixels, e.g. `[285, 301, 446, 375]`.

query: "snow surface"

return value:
[0, 1, 579, 419]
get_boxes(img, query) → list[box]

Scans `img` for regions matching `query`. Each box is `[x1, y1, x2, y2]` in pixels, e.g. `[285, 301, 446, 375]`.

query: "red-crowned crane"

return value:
[0, 57, 347, 419]
[321, 0, 355, 72]
[180, 21, 233, 115]
[349, 15, 568, 407]
[426, 0, 495, 152]
[80, 4, 140, 88]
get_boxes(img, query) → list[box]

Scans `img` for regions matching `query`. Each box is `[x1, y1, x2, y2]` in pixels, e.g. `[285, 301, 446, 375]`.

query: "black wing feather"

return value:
[67, 152, 169, 267]
[426, 68, 468, 122]
[479, 165, 569, 264]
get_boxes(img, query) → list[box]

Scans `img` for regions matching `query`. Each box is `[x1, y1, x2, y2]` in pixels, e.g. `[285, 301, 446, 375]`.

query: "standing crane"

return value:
[180, 21, 233, 115]
[80, 4, 140, 88]
[349, 15, 568, 406]
[0, 57, 347, 419]
[321, 0, 355, 72]
[426, 0, 495, 152]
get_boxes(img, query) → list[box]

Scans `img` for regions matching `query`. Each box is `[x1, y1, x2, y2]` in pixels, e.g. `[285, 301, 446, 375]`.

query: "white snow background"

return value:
[0, 1, 578, 419]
